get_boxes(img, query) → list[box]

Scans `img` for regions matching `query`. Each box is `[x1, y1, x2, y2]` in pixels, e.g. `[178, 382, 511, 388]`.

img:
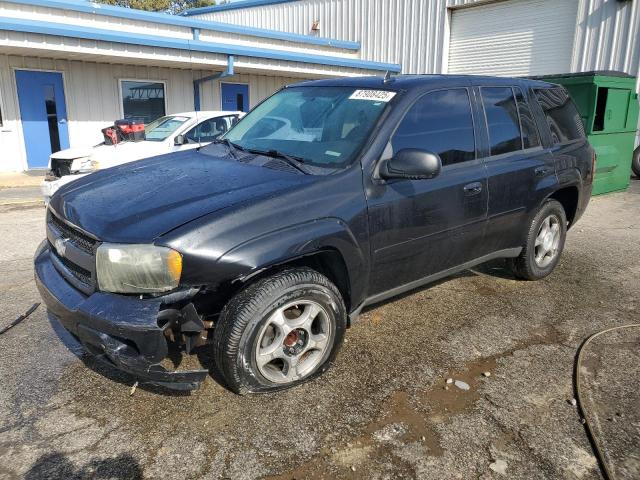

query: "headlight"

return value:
[96, 244, 182, 294]
[70, 157, 93, 173]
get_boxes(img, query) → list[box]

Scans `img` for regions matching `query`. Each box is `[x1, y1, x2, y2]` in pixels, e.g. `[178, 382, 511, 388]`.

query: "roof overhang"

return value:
[0, 15, 400, 73]
[183, 0, 301, 16]
[5, 0, 360, 50]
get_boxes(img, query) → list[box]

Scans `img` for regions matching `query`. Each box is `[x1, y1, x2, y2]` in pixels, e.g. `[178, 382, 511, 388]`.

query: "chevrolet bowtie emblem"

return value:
[54, 238, 68, 257]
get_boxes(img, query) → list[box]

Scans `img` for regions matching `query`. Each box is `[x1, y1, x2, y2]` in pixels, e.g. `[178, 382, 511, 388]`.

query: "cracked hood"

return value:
[49, 149, 314, 243]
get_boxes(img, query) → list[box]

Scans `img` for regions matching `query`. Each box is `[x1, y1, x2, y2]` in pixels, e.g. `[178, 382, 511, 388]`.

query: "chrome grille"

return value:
[48, 211, 96, 254]
[50, 245, 93, 285]
[46, 209, 98, 294]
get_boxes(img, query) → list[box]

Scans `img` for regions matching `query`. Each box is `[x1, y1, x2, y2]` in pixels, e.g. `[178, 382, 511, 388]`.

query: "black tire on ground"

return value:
[632, 146, 640, 178]
[213, 267, 347, 395]
[509, 199, 567, 281]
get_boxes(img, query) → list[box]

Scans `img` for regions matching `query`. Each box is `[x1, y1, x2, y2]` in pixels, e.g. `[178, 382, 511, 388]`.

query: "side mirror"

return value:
[379, 149, 442, 180]
[174, 134, 188, 146]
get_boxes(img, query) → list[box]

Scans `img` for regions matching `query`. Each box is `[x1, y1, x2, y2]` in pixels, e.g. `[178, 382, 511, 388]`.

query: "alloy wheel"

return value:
[534, 214, 561, 268]
[255, 300, 332, 384]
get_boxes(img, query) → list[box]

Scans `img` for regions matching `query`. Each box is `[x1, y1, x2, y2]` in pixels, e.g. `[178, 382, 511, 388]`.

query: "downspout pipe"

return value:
[193, 55, 234, 111]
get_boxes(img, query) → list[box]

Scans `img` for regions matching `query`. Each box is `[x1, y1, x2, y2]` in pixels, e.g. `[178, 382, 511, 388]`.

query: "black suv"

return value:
[35, 75, 594, 394]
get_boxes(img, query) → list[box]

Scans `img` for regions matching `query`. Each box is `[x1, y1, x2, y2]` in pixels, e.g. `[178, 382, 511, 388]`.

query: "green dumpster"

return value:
[536, 71, 639, 195]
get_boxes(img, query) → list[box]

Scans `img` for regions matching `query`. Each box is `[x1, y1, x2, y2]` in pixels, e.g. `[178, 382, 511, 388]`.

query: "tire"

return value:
[509, 199, 567, 281]
[632, 146, 640, 179]
[213, 268, 347, 394]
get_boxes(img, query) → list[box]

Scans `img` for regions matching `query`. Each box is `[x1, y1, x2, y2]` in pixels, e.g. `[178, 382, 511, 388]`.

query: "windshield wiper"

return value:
[211, 138, 246, 156]
[248, 149, 310, 175]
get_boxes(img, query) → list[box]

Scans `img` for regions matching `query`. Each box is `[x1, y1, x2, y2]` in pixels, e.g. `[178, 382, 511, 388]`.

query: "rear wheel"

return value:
[510, 199, 567, 280]
[213, 268, 347, 394]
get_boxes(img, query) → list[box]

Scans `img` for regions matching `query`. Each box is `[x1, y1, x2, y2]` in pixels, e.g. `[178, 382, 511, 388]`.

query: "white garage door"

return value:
[448, 0, 579, 76]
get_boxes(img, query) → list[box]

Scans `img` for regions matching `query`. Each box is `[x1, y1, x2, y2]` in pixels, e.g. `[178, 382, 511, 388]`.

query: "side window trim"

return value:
[383, 86, 479, 170]
[512, 86, 526, 151]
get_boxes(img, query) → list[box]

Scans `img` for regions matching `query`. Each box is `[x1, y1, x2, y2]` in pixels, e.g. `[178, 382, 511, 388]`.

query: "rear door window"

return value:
[514, 87, 541, 149]
[185, 116, 231, 143]
[534, 87, 585, 144]
[480, 87, 522, 156]
[391, 88, 475, 166]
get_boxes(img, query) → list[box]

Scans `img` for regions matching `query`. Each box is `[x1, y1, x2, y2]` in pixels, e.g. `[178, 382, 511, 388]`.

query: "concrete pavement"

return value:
[0, 181, 638, 479]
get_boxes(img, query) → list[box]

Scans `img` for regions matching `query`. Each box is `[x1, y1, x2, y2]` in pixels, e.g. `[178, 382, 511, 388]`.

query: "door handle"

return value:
[59, 119, 67, 124]
[463, 182, 482, 196]
[535, 166, 551, 177]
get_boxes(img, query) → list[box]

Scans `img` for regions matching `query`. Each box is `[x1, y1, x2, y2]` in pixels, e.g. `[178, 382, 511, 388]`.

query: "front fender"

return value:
[214, 217, 368, 306]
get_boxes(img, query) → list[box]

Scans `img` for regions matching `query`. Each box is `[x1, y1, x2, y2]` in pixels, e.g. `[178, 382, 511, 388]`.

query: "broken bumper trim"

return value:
[34, 241, 208, 390]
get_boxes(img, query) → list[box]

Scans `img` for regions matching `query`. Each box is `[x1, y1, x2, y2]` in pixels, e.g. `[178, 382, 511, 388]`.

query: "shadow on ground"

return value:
[25, 452, 142, 480]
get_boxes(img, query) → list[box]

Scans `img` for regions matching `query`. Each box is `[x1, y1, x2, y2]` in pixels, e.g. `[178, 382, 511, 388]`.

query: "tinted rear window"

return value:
[481, 87, 522, 156]
[534, 88, 585, 144]
[514, 87, 541, 149]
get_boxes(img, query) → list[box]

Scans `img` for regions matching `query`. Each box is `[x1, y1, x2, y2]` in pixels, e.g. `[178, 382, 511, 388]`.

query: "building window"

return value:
[391, 89, 475, 166]
[120, 80, 166, 124]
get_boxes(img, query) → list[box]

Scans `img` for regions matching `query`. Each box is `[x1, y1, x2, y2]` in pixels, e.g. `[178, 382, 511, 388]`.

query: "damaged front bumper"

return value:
[34, 241, 208, 390]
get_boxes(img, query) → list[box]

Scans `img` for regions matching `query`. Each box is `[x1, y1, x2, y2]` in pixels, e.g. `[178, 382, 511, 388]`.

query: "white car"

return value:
[41, 111, 243, 203]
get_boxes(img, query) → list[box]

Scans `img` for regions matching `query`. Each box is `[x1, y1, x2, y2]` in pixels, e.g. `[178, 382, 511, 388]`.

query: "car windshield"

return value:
[222, 86, 395, 167]
[144, 116, 190, 141]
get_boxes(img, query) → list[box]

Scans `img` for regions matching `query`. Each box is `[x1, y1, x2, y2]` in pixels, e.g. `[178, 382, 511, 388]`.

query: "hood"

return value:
[50, 147, 94, 161]
[49, 150, 315, 243]
[90, 140, 168, 166]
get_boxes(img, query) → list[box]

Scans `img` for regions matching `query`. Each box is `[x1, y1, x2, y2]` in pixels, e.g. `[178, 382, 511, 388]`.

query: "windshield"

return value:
[223, 87, 395, 167]
[144, 116, 190, 141]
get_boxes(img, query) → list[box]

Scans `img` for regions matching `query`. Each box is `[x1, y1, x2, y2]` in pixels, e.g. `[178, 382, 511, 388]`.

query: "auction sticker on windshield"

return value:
[349, 90, 396, 102]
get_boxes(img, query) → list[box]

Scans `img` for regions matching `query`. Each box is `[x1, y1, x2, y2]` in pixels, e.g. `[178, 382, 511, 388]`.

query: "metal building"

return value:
[0, 0, 398, 172]
[186, 0, 639, 80]
[185, 0, 640, 147]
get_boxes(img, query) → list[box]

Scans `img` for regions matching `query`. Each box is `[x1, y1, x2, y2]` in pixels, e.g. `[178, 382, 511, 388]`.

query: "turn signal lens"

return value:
[166, 249, 183, 283]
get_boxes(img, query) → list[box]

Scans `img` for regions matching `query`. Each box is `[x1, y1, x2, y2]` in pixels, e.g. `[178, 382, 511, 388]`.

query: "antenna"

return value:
[383, 70, 394, 84]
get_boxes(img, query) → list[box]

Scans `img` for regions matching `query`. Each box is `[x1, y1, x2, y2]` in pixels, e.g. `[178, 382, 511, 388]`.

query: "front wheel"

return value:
[510, 199, 567, 280]
[213, 268, 347, 394]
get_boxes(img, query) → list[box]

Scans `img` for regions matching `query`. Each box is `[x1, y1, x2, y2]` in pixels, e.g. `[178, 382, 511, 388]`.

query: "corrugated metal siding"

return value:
[0, 53, 305, 171]
[448, 0, 580, 76]
[0, 1, 356, 57]
[197, 0, 639, 83]
[197, 0, 639, 144]
[572, 0, 640, 89]
[194, 0, 483, 74]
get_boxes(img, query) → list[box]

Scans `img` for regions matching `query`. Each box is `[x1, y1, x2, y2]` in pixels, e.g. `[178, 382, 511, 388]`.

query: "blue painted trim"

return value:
[4, 0, 360, 50]
[0, 16, 402, 72]
[183, 0, 298, 16]
[193, 55, 235, 111]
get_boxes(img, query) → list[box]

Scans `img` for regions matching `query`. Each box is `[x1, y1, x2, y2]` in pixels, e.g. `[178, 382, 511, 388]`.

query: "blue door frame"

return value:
[15, 70, 70, 169]
[221, 83, 249, 112]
